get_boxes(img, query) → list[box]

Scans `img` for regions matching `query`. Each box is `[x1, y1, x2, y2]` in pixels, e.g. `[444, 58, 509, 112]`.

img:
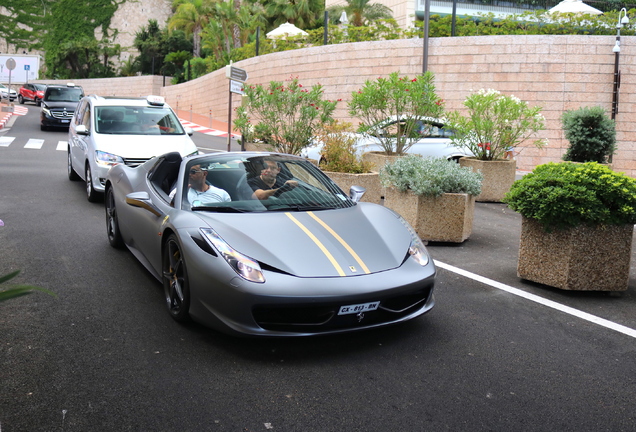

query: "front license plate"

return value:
[338, 301, 380, 315]
[61, 119, 70, 123]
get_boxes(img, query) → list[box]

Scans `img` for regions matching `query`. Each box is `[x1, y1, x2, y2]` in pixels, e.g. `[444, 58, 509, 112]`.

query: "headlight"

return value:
[200, 228, 265, 283]
[42, 107, 51, 116]
[95, 150, 124, 168]
[398, 216, 430, 267]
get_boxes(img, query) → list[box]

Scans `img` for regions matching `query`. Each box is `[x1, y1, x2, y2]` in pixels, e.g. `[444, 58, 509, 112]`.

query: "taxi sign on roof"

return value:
[147, 95, 165, 106]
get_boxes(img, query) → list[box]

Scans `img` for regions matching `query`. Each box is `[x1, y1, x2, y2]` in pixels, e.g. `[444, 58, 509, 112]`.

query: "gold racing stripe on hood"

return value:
[285, 212, 346, 276]
[307, 212, 371, 275]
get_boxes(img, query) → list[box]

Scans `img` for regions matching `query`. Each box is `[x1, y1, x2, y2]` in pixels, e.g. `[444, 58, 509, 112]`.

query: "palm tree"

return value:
[327, 0, 393, 27]
[264, 0, 323, 29]
[168, 0, 215, 57]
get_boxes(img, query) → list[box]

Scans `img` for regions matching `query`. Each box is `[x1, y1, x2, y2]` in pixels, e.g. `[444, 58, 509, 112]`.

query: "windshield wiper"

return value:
[267, 205, 332, 212]
[191, 205, 252, 213]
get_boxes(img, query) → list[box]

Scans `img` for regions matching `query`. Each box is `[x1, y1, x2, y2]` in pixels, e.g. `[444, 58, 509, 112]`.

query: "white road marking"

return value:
[57, 141, 68, 151]
[435, 260, 636, 339]
[0, 136, 15, 147]
[24, 138, 44, 149]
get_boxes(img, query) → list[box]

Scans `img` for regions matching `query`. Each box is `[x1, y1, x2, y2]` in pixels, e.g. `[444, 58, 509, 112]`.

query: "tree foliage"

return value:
[326, 0, 393, 27]
[0, 0, 47, 50]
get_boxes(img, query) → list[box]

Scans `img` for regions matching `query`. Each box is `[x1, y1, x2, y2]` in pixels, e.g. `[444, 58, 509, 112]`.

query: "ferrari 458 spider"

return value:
[105, 151, 436, 336]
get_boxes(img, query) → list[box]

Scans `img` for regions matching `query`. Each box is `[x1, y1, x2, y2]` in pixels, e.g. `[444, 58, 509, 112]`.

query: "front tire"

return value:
[85, 164, 100, 202]
[162, 234, 191, 322]
[18, 95, 23, 104]
[105, 186, 124, 249]
[68, 151, 80, 181]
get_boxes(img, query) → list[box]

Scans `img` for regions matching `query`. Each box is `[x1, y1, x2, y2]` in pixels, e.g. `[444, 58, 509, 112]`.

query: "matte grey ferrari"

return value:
[105, 151, 436, 336]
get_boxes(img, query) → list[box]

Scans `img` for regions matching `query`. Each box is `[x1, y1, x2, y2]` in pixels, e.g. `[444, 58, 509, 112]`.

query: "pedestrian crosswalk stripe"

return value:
[57, 141, 67, 151]
[24, 138, 44, 149]
[12, 106, 28, 116]
[0, 136, 15, 147]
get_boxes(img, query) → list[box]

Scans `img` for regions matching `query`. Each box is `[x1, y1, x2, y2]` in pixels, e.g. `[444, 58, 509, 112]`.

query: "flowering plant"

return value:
[379, 155, 483, 197]
[446, 89, 546, 161]
[504, 162, 636, 231]
[348, 72, 445, 155]
[234, 76, 338, 155]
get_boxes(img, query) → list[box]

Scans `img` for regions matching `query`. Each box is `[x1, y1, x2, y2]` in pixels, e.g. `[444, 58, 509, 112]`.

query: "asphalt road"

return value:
[1, 106, 636, 431]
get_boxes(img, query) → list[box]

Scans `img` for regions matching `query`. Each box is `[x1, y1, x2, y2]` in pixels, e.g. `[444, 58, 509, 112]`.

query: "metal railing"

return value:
[423, 0, 636, 13]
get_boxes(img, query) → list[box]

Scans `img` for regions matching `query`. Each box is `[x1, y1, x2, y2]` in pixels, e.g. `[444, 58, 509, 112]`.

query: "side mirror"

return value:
[184, 127, 194, 136]
[349, 185, 366, 202]
[75, 125, 89, 135]
[125, 191, 163, 217]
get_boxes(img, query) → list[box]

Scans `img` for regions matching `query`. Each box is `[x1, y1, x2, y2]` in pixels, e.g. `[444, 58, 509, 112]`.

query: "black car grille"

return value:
[123, 157, 151, 167]
[252, 285, 434, 333]
[50, 109, 74, 119]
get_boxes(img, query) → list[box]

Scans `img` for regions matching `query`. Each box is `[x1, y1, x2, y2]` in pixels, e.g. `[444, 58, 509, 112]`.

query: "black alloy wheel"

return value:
[162, 234, 191, 322]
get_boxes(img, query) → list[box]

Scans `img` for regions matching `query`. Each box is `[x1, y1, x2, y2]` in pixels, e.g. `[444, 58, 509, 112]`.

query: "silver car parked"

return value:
[302, 116, 472, 162]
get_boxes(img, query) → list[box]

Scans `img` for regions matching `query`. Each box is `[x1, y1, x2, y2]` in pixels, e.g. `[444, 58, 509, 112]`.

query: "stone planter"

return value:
[324, 171, 382, 204]
[384, 188, 475, 243]
[242, 142, 275, 152]
[362, 152, 405, 173]
[459, 157, 516, 202]
[517, 217, 633, 291]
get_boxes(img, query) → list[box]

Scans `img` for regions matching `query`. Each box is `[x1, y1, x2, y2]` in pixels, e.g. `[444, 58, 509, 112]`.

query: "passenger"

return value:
[248, 158, 298, 200]
[188, 164, 231, 205]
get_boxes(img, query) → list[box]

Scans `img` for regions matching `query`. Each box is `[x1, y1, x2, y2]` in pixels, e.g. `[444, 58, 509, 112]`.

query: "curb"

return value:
[0, 111, 13, 129]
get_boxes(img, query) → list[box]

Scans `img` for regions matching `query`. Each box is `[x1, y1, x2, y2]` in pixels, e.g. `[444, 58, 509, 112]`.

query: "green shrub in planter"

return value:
[379, 155, 483, 196]
[561, 106, 616, 163]
[317, 121, 373, 174]
[503, 162, 636, 231]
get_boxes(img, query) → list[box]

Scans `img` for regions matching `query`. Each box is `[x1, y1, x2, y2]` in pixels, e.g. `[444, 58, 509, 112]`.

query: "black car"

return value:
[40, 83, 84, 131]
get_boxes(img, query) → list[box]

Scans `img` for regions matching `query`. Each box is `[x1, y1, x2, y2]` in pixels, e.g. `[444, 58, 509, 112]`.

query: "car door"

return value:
[126, 159, 180, 272]
[69, 100, 91, 178]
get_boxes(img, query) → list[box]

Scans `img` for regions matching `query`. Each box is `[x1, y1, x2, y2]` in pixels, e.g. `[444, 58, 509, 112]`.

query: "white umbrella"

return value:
[548, 0, 603, 15]
[266, 22, 308, 39]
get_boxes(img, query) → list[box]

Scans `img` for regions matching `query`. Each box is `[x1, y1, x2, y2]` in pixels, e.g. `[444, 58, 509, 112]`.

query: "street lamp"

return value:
[611, 8, 629, 121]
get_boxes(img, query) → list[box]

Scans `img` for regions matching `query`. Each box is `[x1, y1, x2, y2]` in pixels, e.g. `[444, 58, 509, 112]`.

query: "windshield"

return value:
[181, 154, 354, 213]
[95, 106, 185, 135]
[373, 118, 454, 139]
[44, 87, 83, 102]
[34, 84, 47, 91]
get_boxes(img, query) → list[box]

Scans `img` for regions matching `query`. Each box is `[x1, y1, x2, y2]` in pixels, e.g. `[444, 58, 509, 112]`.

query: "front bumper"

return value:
[41, 111, 73, 129]
[181, 230, 437, 336]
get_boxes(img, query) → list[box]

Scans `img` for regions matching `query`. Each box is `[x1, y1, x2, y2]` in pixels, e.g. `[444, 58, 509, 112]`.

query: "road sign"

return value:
[230, 80, 244, 95]
[225, 65, 248, 82]
[24, 65, 30, 71]
[6, 58, 16, 70]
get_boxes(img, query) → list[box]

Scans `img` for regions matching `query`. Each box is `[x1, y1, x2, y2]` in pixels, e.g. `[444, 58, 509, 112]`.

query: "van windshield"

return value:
[45, 87, 84, 102]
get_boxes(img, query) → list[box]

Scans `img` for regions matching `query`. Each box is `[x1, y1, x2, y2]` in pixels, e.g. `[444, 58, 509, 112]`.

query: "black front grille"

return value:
[252, 285, 434, 333]
[123, 157, 151, 167]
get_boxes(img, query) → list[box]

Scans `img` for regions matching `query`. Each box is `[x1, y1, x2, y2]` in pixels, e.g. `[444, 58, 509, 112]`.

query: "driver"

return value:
[248, 158, 298, 200]
[188, 164, 231, 205]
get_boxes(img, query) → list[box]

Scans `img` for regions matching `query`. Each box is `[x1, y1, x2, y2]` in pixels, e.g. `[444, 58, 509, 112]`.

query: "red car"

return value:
[18, 83, 47, 106]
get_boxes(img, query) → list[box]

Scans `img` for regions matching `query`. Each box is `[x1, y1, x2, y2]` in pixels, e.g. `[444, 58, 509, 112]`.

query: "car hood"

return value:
[95, 134, 197, 158]
[195, 204, 412, 278]
[42, 101, 78, 110]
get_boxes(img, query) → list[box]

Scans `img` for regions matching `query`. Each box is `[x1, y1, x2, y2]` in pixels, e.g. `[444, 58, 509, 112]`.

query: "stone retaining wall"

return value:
[35, 35, 636, 176]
